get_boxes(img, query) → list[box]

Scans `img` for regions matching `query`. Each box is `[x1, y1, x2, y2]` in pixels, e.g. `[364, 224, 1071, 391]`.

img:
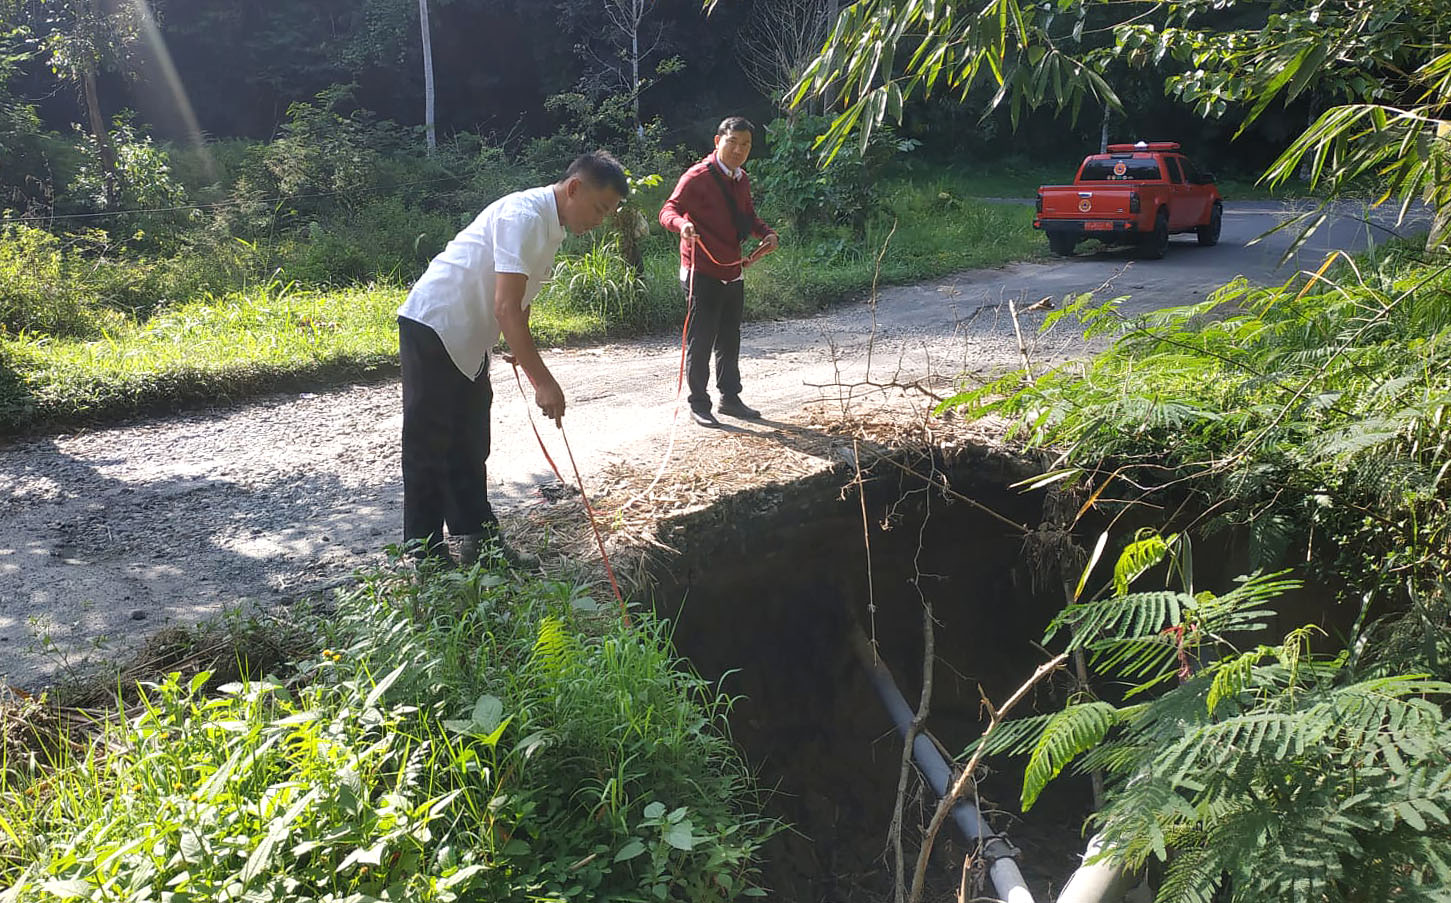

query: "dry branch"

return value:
[907, 651, 1071, 903]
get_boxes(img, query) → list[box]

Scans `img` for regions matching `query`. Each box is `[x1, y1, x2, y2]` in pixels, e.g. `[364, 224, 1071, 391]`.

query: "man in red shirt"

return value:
[659, 117, 779, 426]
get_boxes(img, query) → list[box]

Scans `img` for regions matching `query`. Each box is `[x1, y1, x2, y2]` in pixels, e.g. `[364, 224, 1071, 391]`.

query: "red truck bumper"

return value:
[1033, 219, 1142, 235]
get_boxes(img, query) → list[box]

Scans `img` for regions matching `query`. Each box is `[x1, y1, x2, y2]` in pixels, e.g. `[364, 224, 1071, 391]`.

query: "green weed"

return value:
[0, 564, 774, 902]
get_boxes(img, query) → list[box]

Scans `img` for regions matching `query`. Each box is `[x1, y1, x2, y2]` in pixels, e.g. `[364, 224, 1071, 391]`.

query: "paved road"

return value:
[0, 201, 1428, 689]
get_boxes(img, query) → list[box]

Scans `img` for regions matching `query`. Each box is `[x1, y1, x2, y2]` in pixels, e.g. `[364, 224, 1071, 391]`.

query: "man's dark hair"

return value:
[716, 116, 755, 136]
[562, 150, 629, 199]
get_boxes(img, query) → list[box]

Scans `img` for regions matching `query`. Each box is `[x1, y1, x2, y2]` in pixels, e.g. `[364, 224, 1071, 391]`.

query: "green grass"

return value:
[920, 158, 1075, 198]
[1, 281, 405, 435]
[1, 185, 1042, 437]
[0, 561, 775, 901]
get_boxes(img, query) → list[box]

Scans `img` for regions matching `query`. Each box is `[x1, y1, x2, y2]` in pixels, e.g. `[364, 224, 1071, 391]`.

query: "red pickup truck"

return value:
[1033, 142, 1223, 259]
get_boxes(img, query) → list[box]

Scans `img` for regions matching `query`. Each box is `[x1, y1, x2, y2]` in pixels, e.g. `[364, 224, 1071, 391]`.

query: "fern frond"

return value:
[1151, 834, 1220, 903]
[967, 712, 1055, 759]
[1112, 529, 1178, 597]
[1021, 701, 1120, 810]
[1046, 591, 1189, 647]
[1206, 648, 1271, 715]
[1160, 713, 1329, 780]
[530, 615, 578, 675]
[1090, 636, 1179, 689]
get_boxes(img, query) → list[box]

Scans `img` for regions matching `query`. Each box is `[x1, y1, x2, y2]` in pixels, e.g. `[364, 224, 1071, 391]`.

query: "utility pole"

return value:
[419, 0, 436, 153]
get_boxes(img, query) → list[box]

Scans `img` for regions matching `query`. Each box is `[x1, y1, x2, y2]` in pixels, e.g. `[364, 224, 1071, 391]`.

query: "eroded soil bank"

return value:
[641, 444, 1100, 902]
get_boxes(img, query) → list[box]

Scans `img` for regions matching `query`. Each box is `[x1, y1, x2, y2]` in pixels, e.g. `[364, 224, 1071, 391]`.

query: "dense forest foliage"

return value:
[1, 0, 1320, 220]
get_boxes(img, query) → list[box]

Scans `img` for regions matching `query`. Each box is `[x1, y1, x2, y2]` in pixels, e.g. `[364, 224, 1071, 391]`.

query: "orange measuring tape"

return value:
[509, 360, 628, 623]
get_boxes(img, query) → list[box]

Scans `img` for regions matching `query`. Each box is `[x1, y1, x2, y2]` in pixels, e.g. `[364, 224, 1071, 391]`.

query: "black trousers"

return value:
[683, 274, 745, 412]
[398, 316, 497, 555]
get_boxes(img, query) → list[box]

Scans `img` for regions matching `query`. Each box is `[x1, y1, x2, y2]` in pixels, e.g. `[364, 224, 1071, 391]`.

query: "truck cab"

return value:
[1034, 142, 1223, 259]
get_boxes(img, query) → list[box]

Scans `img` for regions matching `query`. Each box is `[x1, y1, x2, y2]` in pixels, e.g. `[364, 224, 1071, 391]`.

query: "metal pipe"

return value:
[850, 627, 1036, 903]
[1055, 834, 1136, 903]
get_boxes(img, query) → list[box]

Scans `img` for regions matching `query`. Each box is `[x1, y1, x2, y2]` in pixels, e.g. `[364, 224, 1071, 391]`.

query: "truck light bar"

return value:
[1106, 141, 1181, 152]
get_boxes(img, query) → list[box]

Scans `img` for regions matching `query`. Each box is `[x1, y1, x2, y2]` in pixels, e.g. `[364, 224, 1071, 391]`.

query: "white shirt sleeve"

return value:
[493, 212, 541, 276]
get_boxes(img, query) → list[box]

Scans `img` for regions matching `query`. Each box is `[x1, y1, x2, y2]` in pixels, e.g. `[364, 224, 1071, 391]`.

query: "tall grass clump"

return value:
[534, 235, 649, 337]
[0, 564, 774, 901]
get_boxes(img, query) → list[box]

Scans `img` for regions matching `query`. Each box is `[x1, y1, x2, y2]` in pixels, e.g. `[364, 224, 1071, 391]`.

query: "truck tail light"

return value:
[1036, 192, 1043, 214]
[1129, 191, 1140, 213]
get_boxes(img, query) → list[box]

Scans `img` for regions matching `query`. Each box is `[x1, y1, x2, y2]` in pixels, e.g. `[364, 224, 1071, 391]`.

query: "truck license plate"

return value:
[1084, 221, 1113, 231]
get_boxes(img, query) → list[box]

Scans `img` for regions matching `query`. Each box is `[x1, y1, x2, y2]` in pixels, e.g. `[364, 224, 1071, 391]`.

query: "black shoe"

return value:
[496, 540, 541, 571]
[717, 396, 760, 419]
[690, 408, 720, 427]
[407, 538, 456, 571]
[459, 532, 540, 571]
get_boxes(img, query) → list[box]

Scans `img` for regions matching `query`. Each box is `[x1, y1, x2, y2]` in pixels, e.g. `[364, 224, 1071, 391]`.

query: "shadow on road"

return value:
[0, 431, 396, 692]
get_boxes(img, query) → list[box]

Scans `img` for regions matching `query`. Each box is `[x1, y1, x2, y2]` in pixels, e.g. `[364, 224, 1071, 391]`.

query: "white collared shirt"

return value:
[714, 153, 742, 180]
[398, 186, 565, 379]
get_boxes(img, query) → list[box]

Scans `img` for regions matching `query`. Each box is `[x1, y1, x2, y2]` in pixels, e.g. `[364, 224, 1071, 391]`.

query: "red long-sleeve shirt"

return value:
[659, 153, 775, 282]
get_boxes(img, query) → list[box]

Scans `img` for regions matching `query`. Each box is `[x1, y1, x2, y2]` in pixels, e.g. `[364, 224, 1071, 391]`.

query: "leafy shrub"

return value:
[986, 534, 1451, 902]
[0, 225, 112, 336]
[0, 222, 274, 336]
[0, 564, 774, 902]
[458, 143, 536, 212]
[276, 197, 457, 285]
[752, 115, 909, 234]
[69, 113, 195, 248]
[224, 85, 422, 235]
[164, 138, 254, 208]
[523, 92, 684, 186]
[947, 244, 1451, 632]
[0, 81, 72, 218]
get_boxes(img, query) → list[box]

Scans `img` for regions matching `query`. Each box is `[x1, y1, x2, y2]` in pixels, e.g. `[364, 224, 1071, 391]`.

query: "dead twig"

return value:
[872, 454, 1030, 535]
[802, 375, 949, 404]
[1007, 297, 1035, 382]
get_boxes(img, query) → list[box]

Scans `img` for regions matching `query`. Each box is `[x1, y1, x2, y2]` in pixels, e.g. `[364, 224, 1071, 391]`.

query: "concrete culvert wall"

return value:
[646, 446, 1097, 902]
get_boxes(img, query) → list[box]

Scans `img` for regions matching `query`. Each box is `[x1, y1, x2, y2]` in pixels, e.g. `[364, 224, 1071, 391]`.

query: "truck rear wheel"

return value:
[1197, 203, 1223, 246]
[1048, 233, 1077, 257]
[1140, 211, 1170, 259]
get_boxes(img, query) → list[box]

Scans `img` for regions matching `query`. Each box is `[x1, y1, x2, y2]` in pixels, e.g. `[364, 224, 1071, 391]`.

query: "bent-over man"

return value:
[397, 151, 628, 567]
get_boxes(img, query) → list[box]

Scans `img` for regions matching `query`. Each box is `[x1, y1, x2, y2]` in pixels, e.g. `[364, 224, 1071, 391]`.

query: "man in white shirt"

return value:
[397, 150, 628, 568]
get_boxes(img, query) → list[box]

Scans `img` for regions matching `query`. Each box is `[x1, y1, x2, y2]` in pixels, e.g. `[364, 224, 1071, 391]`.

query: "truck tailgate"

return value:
[1039, 186, 1137, 219]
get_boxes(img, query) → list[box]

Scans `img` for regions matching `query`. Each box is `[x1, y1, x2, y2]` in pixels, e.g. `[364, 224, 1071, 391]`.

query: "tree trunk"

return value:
[1100, 105, 1110, 153]
[419, 0, 437, 154]
[82, 64, 118, 207]
[631, 18, 643, 138]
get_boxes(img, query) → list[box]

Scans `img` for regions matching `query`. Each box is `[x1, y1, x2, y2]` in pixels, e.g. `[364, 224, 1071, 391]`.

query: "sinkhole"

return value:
[645, 446, 1100, 903]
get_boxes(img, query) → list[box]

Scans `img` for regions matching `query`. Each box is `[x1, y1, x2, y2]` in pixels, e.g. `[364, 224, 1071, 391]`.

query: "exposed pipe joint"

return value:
[850, 627, 1036, 903]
